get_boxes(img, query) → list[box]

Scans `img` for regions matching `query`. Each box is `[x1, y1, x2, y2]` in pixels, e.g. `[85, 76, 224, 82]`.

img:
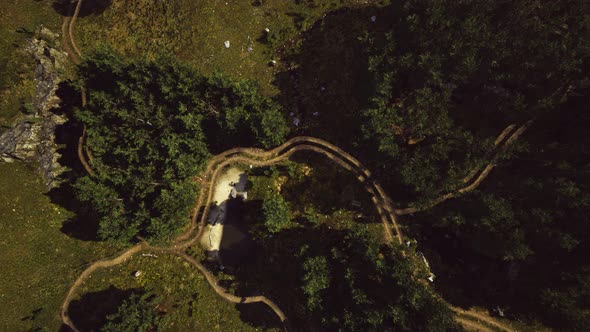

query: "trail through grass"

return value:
[73, 252, 281, 331]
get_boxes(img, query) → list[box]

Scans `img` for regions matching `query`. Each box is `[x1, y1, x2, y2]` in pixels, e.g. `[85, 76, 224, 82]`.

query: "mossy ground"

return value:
[0, 162, 116, 331]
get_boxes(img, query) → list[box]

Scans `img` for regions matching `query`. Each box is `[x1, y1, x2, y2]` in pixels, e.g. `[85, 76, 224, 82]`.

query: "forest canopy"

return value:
[362, 0, 590, 204]
[73, 47, 288, 244]
[355, 0, 590, 329]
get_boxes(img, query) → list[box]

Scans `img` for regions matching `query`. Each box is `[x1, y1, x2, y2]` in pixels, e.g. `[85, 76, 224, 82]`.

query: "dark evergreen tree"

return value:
[100, 292, 165, 332]
[363, 0, 590, 203]
[74, 47, 288, 243]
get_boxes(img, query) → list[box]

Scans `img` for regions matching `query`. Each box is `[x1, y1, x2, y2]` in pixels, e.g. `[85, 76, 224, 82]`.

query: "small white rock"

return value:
[224, 40, 230, 48]
[264, 28, 270, 33]
[134, 270, 142, 277]
[371, 15, 377, 22]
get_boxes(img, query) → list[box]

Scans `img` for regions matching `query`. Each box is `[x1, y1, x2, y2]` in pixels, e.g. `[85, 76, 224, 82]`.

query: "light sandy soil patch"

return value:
[200, 167, 247, 251]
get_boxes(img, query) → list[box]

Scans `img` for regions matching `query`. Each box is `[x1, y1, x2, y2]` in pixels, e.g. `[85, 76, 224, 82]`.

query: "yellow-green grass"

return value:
[0, 162, 115, 331]
[75, 0, 367, 95]
[0, 0, 61, 125]
[74, 251, 281, 331]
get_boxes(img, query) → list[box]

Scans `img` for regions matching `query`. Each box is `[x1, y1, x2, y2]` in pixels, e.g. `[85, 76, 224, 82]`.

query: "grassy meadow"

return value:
[72, 251, 282, 331]
[75, 0, 377, 95]
[0, 162, 116, 331]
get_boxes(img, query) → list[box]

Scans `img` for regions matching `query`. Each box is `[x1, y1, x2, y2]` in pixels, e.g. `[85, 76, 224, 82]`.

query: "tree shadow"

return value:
[52, 0, 112, 17]
[228, 225, 347, 330]
[219, 198, 258, 269]
[273, 5, 393, 150]
[62, 286, 139, 331]
[20, 308, 43, 322]
[46, 81, 101, 241]
[236, 302, 283, 330]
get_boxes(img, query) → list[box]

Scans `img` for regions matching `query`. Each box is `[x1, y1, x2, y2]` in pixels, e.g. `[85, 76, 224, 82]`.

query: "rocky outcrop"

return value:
[0, 27, 69, 188]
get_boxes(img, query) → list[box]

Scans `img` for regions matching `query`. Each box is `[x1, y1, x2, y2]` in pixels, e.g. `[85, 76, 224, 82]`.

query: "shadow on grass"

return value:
[52, 0, 112, 17]
[273, 6, 391, 149]
[60, 286, 139, 332]
[236, 302, 283, 331]
[46, 81, 101, 241]
[227, 224, 348, 330]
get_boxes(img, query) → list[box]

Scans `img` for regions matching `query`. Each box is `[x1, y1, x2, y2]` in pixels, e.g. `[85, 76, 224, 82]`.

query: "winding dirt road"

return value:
[61, 139, 405, 331]
[60, 2, 514, 331]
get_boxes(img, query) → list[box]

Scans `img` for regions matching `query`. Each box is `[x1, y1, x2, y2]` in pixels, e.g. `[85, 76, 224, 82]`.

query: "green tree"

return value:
[301, 225, 459, 331]
[362, 0, 590, 202]
[74, 47, 288, 244]
[301, 256, 330, 311]
[262, 193, 291, 233]
[412, 94, 590, 329]
[100, 292, 165, 332]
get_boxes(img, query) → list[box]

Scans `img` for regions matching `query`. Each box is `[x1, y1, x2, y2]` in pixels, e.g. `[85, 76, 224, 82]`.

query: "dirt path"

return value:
[176, 137, 405, 247]
[61, 243, 146, 331]
[200, 167, 245, 251]
[60, 141, 403, 331]
[456, 317, 494, 332]
[395, 121, 532, 215]
[69, 0, 83, 59]
[61, 4, 513, 331]
[451, 306, 514, 332]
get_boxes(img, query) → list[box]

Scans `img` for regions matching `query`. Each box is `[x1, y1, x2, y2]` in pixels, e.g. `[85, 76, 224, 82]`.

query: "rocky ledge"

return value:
[0, 27, 69, 188]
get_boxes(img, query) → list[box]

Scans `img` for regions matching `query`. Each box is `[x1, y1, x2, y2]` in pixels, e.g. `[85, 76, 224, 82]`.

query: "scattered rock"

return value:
[224, 40, 230, 48]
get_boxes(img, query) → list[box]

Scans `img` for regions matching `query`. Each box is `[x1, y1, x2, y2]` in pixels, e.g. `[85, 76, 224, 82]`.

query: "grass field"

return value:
[75, 0, 373, 95]
[0, 0, 61, 125]
[0, 162, 116, 331]
[72, 251, 281, 331]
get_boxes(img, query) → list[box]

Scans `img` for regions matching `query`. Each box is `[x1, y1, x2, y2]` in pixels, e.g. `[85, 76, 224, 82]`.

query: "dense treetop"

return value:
[299, 225, 458, 331]
[353, 0, 590, 329]
[362, 0, 590, 203]
[74, 47, 288, 244]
